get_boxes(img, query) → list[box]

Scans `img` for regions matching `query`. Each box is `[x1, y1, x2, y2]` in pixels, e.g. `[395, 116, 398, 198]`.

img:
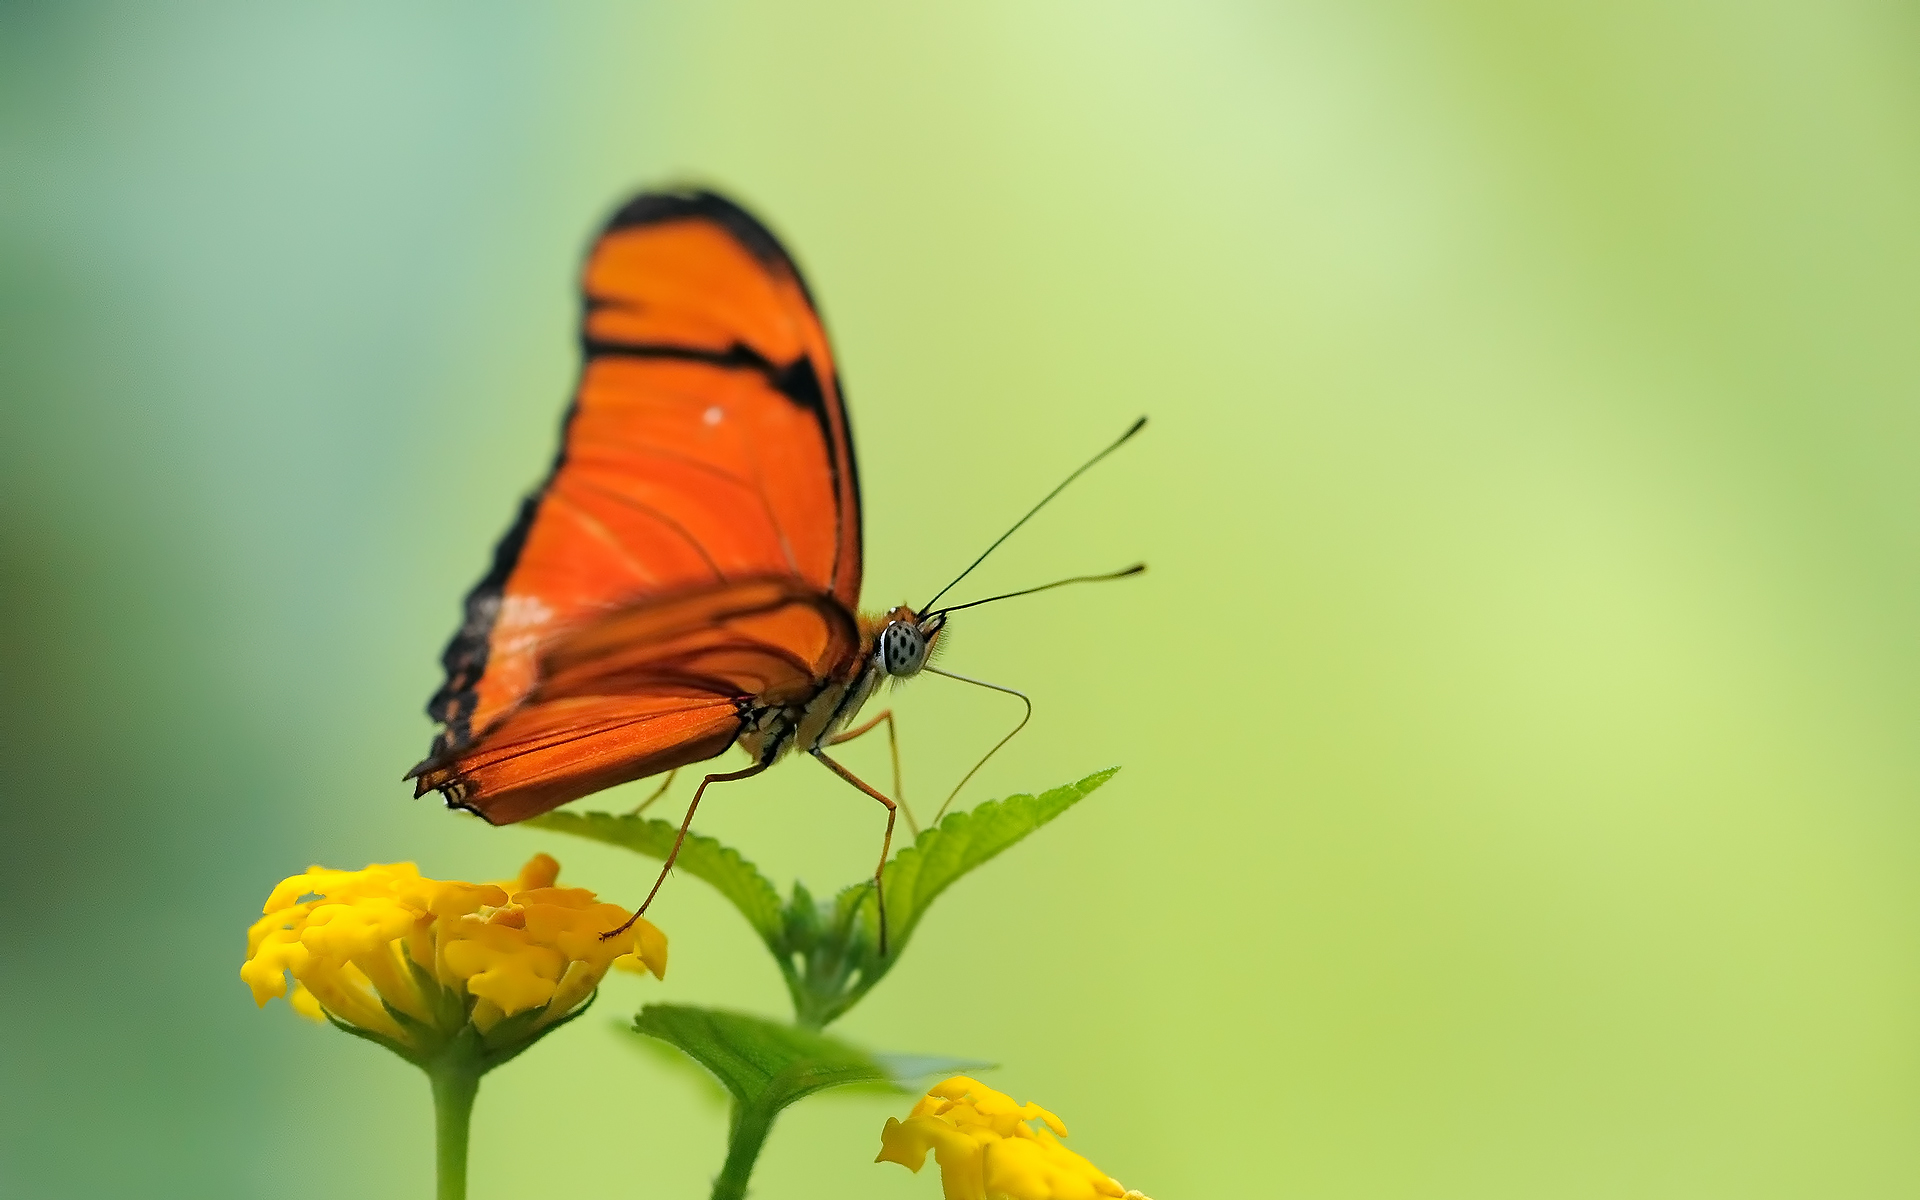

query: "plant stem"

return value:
[711, 1100, 777, 1200]
[429, 1057, 483, 1200]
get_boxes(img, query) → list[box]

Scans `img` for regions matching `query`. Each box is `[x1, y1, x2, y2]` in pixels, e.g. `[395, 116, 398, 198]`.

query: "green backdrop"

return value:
[4, 3, 1917, 1197]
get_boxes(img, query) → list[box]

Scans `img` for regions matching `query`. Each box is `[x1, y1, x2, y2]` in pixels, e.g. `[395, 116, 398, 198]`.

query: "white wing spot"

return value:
[494, 594, 557, 656]
[703, 405, 725, 426]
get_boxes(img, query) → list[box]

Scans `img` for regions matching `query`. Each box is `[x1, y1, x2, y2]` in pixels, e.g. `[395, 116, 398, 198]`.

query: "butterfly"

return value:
[407, 190, 1141, 945]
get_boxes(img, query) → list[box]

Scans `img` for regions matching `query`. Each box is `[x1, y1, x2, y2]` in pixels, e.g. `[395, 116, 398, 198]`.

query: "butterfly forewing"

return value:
[411, 192, 864, 822]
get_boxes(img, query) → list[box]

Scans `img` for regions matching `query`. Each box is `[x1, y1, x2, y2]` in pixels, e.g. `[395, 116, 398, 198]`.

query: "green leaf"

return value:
[635, 1003, 905, 1106]
[618, 1020, 729, 1109]
[634, 1004, 986, 1107]
[525, 810, 785, 944]
[778, 768, 1119, 1027]
[533, 770, 1120, 1030]
[634, 1004, 987, 1200]
[869, 767, 1120, 954]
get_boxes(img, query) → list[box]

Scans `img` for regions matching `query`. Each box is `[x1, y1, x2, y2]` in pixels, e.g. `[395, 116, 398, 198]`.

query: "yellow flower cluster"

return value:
[878, 1076, 1152, 1200]
[241, 854, 665, 1053]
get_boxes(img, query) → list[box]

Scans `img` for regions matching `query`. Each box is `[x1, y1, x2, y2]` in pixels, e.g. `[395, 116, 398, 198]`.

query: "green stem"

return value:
[428, 1058, 482, 1200]
[711, 1099, 777, 1200]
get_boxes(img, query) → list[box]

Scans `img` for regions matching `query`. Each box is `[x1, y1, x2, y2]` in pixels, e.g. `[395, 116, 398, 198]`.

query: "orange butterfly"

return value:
[407, 191, 1140, 944]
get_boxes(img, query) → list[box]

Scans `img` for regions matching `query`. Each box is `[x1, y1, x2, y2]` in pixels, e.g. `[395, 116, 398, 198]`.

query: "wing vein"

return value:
[737, 406, 804, 580]
[562, 474, 729, 583]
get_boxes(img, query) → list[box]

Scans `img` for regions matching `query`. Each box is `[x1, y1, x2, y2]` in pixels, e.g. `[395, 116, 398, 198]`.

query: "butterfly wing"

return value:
[412, 191, 863, 816]
[413, 578, 860, 824]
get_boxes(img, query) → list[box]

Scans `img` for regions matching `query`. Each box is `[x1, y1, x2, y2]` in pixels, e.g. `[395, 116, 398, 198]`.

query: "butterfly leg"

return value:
[601, 760, 768, 939]
[826, 710, 918, 837]
[811, 749, 899, 957]
[624, 768, 679, 817]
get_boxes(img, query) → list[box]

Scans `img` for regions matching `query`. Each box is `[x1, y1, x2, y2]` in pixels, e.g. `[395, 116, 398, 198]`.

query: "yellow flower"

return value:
[877, 1076, 1154, 1200]
[241, 853, 666, 1058]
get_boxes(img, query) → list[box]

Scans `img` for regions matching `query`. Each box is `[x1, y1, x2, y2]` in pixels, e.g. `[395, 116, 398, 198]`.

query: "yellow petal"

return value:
[298, 897, 422, 963]
[246, 902, 312, 956]
[470, 996, 506, 1035]
[512, 853, 561, 893]
[984, 1136, 1094, 1200]
[287, 984, 327, 1023]
[350, 941, 434, 1025]
[522, 897, 637, 965]
[261, 867, 336, 914]
[296, 967, 408, 1045]
[632, 918, 669, 978]
[926, 1122, 991, 1200]
[1032, 1105, 1070, 1139]
[876, 1117, 931, 1171]
[239, 957, 288, 1006]
[240, 929, 311, 1006]
[426, 881, 509, 919]
[1004, 1126, 1125, 1200]
[537, 960, 599, 1028]
[467, 967, 557, 1015]
[444, 924, 565, 1015]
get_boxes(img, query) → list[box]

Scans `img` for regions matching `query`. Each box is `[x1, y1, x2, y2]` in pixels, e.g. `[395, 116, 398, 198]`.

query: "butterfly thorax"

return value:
[734, 604, 933, 768]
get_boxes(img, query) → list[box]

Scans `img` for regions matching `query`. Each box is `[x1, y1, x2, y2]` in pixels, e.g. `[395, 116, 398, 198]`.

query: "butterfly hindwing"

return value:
[413, 578, 860, 823]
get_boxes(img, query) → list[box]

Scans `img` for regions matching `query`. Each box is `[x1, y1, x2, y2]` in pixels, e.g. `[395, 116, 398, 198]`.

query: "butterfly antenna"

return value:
[924, 666, 1033, 824]
[920, 416, 1147, 613]
[928, 564, 1144, 620]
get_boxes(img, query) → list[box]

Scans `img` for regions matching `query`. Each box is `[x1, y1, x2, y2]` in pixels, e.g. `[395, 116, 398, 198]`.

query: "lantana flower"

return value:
[241, 852, 664, 1199]
[878, 1076, 1154, 1200]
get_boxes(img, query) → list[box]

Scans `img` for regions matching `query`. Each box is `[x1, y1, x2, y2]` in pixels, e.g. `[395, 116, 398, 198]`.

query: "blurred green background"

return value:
[4, 3, 1918, 1197]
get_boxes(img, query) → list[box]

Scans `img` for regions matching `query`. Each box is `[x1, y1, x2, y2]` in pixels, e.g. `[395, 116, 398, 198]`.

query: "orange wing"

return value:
[413, 579, 859, 824]
[410, 191, 862, 818]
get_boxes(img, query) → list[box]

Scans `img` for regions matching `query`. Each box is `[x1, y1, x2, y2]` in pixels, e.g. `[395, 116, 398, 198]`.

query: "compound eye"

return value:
[880, 622, 927, 677]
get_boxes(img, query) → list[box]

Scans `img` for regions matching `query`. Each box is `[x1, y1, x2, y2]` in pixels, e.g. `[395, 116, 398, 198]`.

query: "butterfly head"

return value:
[877, 606, 946, 678]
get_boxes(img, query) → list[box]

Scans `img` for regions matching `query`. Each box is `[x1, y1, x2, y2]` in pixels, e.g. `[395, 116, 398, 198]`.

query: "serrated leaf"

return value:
[526, 811, 784, 944]
[634, 1004, 900, 1109]
[535, 772, 1119, 1030]
[867, 767, 1119, 954]
[774, 769, 1118, 1028]
[619, 1019, 730, 1109]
